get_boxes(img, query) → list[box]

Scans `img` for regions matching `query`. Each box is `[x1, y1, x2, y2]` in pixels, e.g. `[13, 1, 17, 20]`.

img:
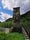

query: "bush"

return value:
[0, 32, 5, 40]
[0, 21, 13, 28]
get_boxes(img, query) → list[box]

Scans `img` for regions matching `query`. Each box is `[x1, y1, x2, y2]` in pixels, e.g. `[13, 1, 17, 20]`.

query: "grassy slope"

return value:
[0, 32, 25, 40]
[7, 33, 25, 40]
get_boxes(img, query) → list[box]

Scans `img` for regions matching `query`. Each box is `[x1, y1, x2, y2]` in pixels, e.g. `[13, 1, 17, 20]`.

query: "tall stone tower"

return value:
[13, 7, 20, 23]
[12, 7, 22, 33]
[13, 7, 20, 27]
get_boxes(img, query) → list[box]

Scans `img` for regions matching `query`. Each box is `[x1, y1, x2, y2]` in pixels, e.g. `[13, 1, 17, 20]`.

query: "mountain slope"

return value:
[20, 11, 30, 27]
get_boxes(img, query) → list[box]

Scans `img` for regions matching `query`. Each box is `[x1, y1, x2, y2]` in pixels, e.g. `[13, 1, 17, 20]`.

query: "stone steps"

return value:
[22, 27, 29, 40]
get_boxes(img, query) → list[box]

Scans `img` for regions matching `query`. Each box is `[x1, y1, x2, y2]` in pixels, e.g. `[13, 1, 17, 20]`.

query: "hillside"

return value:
[20, 11, 30, 27]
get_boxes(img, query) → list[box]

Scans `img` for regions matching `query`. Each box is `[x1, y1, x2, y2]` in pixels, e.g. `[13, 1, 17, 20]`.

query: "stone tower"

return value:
[13, 7, 20, 23]
[12, 7, 22, 33]
[13, 7, 20, 27]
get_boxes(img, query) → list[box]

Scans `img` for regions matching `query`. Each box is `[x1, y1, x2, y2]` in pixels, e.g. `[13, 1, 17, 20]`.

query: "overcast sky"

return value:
[0, 0, 30, 22]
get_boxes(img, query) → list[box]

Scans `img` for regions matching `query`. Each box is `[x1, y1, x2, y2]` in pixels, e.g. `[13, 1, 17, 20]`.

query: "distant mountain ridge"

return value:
[5, 18, 13, 22]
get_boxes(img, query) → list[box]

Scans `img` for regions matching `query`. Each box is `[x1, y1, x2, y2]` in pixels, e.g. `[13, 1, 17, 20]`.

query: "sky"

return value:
[0, 0, 30, 22]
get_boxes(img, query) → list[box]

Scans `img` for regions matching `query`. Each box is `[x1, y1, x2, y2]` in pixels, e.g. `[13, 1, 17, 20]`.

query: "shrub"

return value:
[0, 32, 5, 40]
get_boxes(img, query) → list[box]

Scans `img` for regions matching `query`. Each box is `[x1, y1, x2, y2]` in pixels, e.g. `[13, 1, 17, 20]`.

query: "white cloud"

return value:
[2, 0, 30, 15]
[0, 12, 12, 22]
[2, 0, 14, 10]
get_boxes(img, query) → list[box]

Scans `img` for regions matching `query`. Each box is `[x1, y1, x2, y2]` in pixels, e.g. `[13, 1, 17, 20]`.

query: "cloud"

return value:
[0, 0, 30, 22]
[2, 0, 30, 15]
[20, 0, 30, 15]
[2, 0, 13, 10]
[0, 12, 12, 22]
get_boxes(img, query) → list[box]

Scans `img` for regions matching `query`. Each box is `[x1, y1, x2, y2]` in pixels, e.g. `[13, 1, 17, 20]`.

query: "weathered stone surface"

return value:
[13, 7, 20, 23]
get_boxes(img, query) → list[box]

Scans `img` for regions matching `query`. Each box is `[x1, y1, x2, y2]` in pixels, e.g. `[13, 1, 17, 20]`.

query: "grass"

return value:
[7, 32, 25, 40]
[0, 32, 25, 40]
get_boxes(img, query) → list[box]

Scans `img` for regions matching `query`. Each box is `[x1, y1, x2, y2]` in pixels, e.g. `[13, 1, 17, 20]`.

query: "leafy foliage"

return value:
[0, 32, 6, 40]
[20, 11, 30, 27]
[0, 21, 13, 28]
[0, 18, 13, 28]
